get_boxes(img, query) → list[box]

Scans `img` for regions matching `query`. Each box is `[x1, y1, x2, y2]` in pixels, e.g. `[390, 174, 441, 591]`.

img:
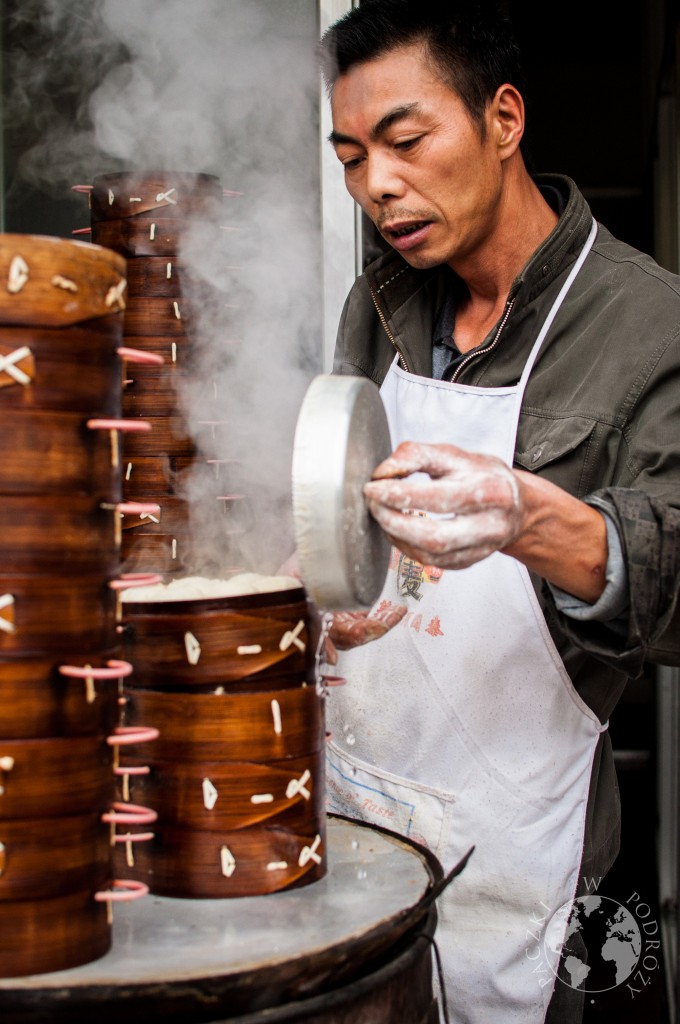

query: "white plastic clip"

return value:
[279, 619, 305, 653]
[184, 631, 201, 665]
[0, 594, 16, 635]
[202, 778, 218, 810]
[105, 279, 127, 311]
[0, 346, 31, 386]
[7, 255, 29, 294]
[0, 755, 15, 795]
[298, 834, 322, 867]
[286, 769, 311, 801]
[220, 845, 236, 877]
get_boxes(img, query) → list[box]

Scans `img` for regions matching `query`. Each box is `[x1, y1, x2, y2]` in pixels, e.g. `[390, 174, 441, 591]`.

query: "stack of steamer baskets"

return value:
[0, 233, 160, 978]
[74, 170, 239, 577]
[72, 171, 327, 898]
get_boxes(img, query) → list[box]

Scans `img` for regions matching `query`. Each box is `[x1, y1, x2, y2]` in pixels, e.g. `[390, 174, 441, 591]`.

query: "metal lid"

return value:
[292, 374, 391, 610]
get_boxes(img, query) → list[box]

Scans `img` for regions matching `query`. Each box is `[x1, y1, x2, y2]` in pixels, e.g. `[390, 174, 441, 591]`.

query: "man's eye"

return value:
[341, 156, 363, 171]
[395, 136, 421, 151]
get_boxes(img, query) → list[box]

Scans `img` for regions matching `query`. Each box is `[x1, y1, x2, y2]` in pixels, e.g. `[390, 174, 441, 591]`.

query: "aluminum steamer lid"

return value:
[292, 374, 392, 611]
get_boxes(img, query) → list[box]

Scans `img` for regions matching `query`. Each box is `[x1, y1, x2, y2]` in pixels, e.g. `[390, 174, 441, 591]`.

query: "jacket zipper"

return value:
[369, 286, 412, 374]
[450, 297, 515, 383]
[371, 282, 516, 382]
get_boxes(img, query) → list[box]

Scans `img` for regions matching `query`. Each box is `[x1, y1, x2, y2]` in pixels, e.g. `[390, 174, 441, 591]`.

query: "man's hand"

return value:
[326, 603, 408, 664]
[364, 442, 523, 570]
[278, 550, 407, 664]
[363, 440, 609, 604]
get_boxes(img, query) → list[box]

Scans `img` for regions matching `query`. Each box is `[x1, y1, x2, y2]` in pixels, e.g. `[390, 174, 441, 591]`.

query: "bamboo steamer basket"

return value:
[122, 287, 230, 335]
[121, 455, 238, 498]
[119, 334, 194, 368]
[0, 321, 123, 414]
[0, 572, 118, 656]
[117, 332, 240, 366]
[0, 234, 126, 328]
[120, 587, 315, 690]
[123, 366, 227, 421]
[123, 365, 186, 418]
[0, 656, 123, 738]
[121, 415, 195, 458]
[123, 296, 191, 337]
[121, 687, 324, 760]
[116, 752, 324, 833]
[92, 218, 225, 259]
[0, 735, 114, 819]
[114, 820, 326, 899]
[0, 886, 112, 977]
[0, 407, 125, 497]
[121, 495, 190, 536]
[124, 256, 183, 297]
[0, 812, 111, 900]
[0, 494, 120, 574]
[120, 533, 189, 576]
[120, 496, 192, 574]
[89, 172, 224, 222]
[119, 454, 179, 497]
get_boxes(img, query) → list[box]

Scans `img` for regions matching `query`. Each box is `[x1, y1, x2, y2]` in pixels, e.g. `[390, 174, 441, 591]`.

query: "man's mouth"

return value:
[380, 219, 433, 253]
[385, 220, 430, 238]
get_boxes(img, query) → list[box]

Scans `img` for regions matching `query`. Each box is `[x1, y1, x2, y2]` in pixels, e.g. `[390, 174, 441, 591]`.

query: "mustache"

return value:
[376, 208, 433, 231]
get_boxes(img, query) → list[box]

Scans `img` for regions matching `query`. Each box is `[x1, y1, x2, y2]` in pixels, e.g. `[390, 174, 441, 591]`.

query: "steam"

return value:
[4, 0, 324, 573]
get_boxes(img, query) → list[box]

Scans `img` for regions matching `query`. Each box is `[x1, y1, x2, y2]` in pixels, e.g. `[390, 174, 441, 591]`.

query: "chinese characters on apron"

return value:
[327, 220, 605, 1023]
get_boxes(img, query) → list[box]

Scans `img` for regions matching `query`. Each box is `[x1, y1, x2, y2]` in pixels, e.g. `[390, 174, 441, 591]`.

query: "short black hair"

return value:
[319, 0, 525, 133]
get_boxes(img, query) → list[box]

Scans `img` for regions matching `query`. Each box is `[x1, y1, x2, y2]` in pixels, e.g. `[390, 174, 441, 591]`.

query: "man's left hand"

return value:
[364, 441, 524, 569]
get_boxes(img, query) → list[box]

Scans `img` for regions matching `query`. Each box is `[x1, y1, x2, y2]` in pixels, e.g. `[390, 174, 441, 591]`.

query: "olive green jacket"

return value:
[332, 174, 680, 879]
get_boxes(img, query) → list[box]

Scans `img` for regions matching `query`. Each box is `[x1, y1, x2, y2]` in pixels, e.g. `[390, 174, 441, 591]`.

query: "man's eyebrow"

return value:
[328, 103, 421, 147]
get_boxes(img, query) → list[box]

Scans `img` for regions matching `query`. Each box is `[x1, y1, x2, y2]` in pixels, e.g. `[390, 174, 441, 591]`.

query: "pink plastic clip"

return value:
[321, 676, 347, 687]
[117, 347, 165, 366]
[107, 726, 160, 746]
[58, 659, 133, 681]
[109, 572, 163, 591]
[101, 801, 158, 826]
[87, 418, 151, 432]
[116, 502, 161, 517]
[94, 878, 149, 903]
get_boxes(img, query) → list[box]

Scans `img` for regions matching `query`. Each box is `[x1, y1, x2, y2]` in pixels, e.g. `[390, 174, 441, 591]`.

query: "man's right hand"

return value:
[325, 603, 408, 664]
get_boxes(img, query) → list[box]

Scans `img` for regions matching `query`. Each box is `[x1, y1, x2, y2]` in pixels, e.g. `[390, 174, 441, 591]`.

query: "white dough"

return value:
[120, 573, 301, 603]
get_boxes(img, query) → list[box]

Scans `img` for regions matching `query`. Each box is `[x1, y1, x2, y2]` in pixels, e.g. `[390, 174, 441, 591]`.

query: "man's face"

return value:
[330, 44, 506, 271]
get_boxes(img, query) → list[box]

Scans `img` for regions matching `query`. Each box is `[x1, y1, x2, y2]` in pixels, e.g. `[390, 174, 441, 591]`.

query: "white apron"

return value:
[326, 220, 606, 1023]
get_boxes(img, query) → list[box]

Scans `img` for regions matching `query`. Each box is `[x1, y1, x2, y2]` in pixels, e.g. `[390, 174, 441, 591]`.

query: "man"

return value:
[318, 2, 680, 1022]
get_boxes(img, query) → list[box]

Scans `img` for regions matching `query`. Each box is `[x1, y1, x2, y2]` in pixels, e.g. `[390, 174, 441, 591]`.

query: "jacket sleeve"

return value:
[332, 284, 367, 377]
[543, 488, 680, 676]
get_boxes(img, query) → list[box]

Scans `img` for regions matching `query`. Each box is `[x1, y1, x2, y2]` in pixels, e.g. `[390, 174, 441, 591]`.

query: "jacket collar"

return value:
[364, 174, 594, 324]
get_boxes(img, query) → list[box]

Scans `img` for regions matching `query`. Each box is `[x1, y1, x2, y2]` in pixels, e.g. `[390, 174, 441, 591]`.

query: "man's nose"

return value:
[365, 152, 405, 204]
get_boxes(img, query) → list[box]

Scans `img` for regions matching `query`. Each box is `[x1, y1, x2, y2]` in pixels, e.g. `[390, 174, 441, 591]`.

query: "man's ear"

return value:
[492, 84, 524, 159]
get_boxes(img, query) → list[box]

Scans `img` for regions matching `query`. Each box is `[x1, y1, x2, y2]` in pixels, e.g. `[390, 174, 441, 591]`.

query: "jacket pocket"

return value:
[515, 415, 598, 494]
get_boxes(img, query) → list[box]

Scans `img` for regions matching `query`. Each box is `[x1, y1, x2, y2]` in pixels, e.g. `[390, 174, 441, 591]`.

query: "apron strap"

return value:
[517, 217, 598, 395]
